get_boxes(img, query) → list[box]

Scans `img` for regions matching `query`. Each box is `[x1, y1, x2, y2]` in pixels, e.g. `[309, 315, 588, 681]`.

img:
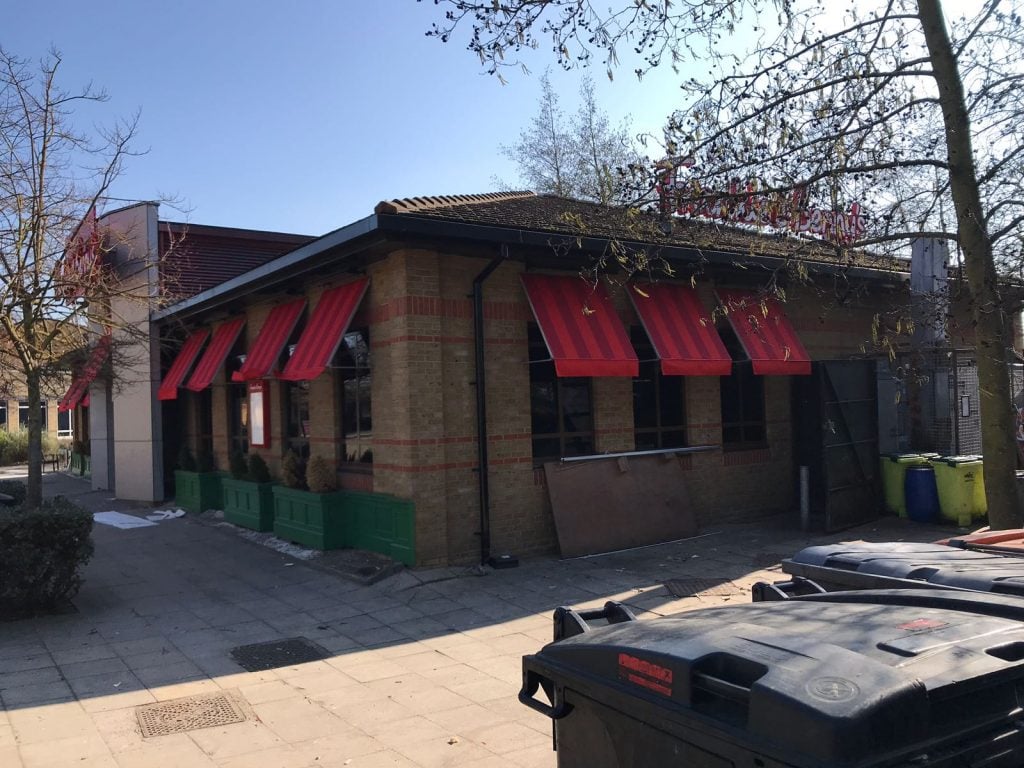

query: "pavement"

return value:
[0, 467, 956, 768]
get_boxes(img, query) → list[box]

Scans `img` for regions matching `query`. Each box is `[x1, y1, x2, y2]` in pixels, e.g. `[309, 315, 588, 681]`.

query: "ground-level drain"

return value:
[664, 578, 742, 598]
[230, 636, 329, 672]
[136, 693, 245, 738]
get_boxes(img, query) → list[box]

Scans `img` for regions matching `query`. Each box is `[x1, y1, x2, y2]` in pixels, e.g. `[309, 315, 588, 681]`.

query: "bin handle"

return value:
[519, 669, 573, 720]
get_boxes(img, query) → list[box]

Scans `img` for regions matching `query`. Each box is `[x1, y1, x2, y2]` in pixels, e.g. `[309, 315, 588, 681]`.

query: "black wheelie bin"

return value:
[519, 592, 1024, 767]
[777, 542, 1024, 595]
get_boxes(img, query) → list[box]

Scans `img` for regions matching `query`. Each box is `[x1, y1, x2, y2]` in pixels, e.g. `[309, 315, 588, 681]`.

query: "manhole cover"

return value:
[664, 578, 741, 598]
[230, 636, 328, 672]
[136, 693, 245, 738]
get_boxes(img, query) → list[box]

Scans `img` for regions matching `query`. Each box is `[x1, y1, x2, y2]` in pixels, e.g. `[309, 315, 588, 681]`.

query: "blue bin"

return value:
[905, 465, 940, 523]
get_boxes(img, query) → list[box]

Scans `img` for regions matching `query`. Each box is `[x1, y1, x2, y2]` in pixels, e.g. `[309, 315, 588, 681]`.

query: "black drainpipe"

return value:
[473, 245, 507, 565]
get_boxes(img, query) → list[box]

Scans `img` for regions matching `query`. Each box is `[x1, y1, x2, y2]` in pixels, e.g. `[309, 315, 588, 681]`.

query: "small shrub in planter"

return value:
[229, 450, 248, 480]
[306, 455, 337, 493]
[0, 496, 94, 616]
[177, 444, 197, 472]
[281, 450, 305, 489]
[248, 453, 272, 484]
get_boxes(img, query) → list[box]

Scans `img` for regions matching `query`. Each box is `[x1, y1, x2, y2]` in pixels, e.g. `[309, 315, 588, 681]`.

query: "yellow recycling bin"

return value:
[880, 454, 931, 517]
[932, 455, 986, 527]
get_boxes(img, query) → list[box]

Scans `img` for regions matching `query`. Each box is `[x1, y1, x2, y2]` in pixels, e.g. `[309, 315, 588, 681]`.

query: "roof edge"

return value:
[374, 191, 535, 216]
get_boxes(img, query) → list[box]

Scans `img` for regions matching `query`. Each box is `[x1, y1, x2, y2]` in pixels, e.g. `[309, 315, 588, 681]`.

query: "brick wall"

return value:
[165, 243, 935, 566]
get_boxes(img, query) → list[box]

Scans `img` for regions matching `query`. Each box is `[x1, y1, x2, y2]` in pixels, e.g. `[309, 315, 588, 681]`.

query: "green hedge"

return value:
[0, 429, 60, 466]
[0, 494, 94, 616]
[0, 479, 28, 506]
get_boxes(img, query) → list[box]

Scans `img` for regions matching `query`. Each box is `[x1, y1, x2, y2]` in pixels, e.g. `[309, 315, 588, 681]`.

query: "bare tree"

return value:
[501, 71, 642, 204]
[0, 47, 160, 509]
[424, 0, 1024, 528]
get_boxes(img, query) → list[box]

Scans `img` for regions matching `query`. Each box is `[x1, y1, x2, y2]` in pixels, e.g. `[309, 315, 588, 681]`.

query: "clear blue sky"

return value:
[9, 0, 690, 237]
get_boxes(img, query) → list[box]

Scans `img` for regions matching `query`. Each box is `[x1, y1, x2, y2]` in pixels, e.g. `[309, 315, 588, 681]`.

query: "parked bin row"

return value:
[881, 452, 987, 526]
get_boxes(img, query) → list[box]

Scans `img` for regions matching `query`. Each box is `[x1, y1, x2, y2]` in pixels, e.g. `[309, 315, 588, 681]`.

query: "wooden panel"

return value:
[544, 454, 697, 558]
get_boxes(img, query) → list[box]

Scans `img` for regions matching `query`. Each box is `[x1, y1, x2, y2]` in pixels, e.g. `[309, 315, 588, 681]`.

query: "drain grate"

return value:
[230, 636, 329, 672]
[664, 578, 742, 598]
[136, 693, 245, 738]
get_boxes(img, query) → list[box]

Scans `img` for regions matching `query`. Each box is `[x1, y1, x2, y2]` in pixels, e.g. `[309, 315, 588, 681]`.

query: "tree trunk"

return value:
[919, 0, 1021, 528]
[25, 369, 44, 510]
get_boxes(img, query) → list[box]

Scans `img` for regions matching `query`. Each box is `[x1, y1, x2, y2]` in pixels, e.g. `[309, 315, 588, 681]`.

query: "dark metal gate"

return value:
[793, 360, 880, 532]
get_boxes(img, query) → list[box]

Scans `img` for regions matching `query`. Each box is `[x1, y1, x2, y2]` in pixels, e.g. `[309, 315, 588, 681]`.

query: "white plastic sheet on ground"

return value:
[92, 511, 158, 529]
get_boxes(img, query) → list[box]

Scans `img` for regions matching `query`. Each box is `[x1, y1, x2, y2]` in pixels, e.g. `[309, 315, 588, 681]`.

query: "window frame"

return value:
[335, 327, 372, 465]
[718, 325, 767, 450]
[57, 408, 73, 438]
[528, 324, 595, 465]
[631, 327, 687, 451]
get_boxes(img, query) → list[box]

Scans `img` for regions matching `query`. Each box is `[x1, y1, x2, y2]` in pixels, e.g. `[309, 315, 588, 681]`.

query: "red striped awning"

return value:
[630, 282, 732, 376]
[233, 299, 306, 382]
[280, 279, 368, 382]
[58, 334, 111, 412]
[184, 317, 245, 392]
[521, 274, 638, 377]
[157, 329, 210, 401]
[717, 289, 811, 375]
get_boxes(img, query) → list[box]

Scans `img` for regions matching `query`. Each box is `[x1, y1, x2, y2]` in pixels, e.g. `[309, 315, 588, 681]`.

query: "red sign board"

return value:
[61, 206, 103, 298]
[656, 161, 866, 244]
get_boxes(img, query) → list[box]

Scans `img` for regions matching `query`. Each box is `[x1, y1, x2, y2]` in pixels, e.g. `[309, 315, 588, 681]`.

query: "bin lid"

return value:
[882, 452, 924, 462]
[937, 455, 984, 466]
[526, 590, 1024, 766]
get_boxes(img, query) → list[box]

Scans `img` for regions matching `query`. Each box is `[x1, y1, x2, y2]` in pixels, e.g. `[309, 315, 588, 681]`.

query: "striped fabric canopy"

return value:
[58, 334, 112, 412]
[630, 282, 732, 376]
[521, 274, 638, 377]
[280, 279, 368, 382]
[233, 299, 306, 382]
[185, 317, 245, 392]
[717, 288, 811, 375]
[157, 329, 210, 401]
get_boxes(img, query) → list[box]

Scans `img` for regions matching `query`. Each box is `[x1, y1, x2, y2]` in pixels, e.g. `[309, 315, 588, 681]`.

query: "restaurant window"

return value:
[229, 383, 249, 456]
[337, 328, 372, 464]
[197, 389, 214, 458]
[57, 409, 73, 438]
[0, 401, 6, 430]
[285, 380, 311, 460]
[631, 328, 686, 450]
[529, 324, 594, 463]
[719, 326, 766, 448]
[19, 400, 47, 431]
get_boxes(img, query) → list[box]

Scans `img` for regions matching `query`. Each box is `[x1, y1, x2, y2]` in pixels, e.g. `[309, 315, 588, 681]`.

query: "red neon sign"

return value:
[656, 160, 866, 244]
[60, 206, 104, 298]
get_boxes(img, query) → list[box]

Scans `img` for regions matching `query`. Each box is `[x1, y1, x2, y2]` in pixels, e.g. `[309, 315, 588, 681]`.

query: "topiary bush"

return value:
[196, 448, 216, 473]
[281, 450, 305, 489]
[0, 496, 94, 617]
[228, 450, 248, 480]
[248, 453, 272, 484]
[306, 455, 337, 494]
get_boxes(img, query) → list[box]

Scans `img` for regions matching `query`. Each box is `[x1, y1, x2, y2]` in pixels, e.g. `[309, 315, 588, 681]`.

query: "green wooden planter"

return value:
[272, 485, 347, 550]
[344, 490, 416, 566]
[174, 470, 223, 514]
[83, 455, 91, 477]
[222, 477, 275, 532]
[70, 452, 83, 475]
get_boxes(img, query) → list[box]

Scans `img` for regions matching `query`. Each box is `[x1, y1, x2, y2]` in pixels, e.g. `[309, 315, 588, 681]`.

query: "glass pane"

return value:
[659, 374, 685, 429]
[564, 433, 594, 458]
[530, 381, 559, 434]
[744, 423, 766, 443]
[744, 374, 766, 422]
[635, 430, 658, 451]
[723, 425, 742, 445]
[560, 379, 592, 434]
[720, 373, 741, 424]
[662, 429, 687, 449]
[532, 437, 560, 462]
[632, 368, 657, 430]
